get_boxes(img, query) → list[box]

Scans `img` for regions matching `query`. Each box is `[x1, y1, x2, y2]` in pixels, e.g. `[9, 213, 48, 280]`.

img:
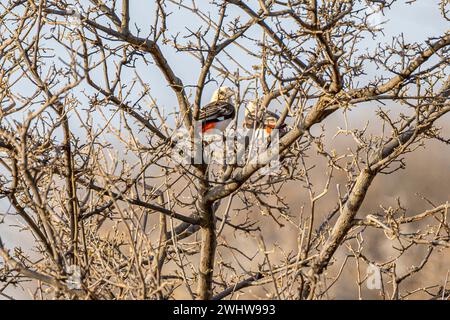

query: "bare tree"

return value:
[0, 0, 449, 300]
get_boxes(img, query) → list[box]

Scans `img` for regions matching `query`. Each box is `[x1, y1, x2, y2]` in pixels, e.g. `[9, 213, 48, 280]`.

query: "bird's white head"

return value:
[211, 86, 234, 103]
[245, 100, 258, 117]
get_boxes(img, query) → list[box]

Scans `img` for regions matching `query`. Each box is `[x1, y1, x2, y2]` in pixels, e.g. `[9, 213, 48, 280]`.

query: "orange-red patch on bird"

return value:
[265, 124, 276, 134]
[202, 122, 216, 133]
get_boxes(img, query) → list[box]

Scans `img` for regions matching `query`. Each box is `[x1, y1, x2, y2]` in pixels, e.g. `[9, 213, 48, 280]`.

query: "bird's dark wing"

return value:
[198, 101, 234, 122]
[265, 110, 281, 121]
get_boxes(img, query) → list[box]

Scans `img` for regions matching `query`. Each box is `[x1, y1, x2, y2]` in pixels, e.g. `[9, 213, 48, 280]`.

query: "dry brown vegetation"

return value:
[0, 0, 449, 300]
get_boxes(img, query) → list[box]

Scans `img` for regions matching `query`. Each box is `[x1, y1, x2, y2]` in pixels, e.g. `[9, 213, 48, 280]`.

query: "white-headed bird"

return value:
[244, 100, 287, 136]
[198, 87, 236, 134]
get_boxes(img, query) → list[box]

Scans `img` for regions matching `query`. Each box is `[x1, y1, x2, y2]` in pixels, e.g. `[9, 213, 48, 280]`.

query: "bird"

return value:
[243, 100, 288, 136]
[198, 87, 236, 134]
